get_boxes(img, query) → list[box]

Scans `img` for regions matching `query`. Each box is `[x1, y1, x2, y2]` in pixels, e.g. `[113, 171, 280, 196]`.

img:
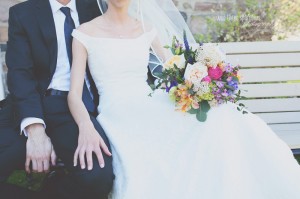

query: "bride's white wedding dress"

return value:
[72, 28, 300, 199]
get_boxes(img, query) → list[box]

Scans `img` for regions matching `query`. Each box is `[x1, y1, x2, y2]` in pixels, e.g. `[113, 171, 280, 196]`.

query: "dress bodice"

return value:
[72, 28, 157, 112]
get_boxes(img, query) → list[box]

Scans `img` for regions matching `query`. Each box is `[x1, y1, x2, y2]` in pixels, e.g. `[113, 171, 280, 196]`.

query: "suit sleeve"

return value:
[6, 7, 44, 124]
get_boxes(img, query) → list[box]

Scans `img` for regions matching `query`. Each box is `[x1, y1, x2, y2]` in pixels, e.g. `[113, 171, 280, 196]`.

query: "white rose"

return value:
[197, 44, 226, 68]
[184, 62, 208, 84]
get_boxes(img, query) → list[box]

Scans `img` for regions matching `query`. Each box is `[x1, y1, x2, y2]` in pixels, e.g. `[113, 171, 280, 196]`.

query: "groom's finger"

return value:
[79, 148, 86, 169]
[51, 149, 57, 166]
[74, 148, 79, 167]
[25, 158, 31, 173]
[43, 160, 50, 173]
[32, 159, 38, 173]
[94, 147, 104, 168]
[37, 160, 43, 173]
[100, 139, 112, 156]
[86, 148, 93, 170]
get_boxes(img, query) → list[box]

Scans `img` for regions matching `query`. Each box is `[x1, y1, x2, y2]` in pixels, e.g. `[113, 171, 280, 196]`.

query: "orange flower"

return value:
[175, 82, 200, 112]
[218, 62, 226, 71]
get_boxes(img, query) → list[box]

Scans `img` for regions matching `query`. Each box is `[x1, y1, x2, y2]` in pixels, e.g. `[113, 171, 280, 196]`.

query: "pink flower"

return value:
[202, 76, 212, 83]
[208, 67, 223, 80]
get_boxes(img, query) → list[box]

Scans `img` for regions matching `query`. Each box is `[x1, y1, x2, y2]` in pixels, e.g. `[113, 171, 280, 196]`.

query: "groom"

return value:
[0, 0, 114, 198]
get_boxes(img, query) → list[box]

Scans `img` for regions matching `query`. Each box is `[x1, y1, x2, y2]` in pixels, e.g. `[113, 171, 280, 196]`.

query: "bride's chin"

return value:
[107, 0, 131, 8]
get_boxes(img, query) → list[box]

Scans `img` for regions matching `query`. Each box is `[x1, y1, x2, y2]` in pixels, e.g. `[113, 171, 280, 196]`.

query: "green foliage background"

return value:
[196, 0, 300, 42]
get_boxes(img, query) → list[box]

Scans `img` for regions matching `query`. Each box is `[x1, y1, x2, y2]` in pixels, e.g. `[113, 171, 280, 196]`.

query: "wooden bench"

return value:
[219, 41, 300, 152]
[1, 41, 300, 152]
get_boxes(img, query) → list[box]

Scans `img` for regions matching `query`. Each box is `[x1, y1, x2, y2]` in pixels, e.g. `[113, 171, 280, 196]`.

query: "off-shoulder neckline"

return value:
[73, 28, 155, 41]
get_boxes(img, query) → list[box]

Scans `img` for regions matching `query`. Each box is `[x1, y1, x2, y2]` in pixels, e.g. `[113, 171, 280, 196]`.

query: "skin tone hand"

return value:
[74, 121, 112, 170]
[25, 123, 57, 173]
[68, 33, 111, 171]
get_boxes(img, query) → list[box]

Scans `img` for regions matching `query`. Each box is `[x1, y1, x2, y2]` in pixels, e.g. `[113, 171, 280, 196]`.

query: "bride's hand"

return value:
[74, 121, 112, 170]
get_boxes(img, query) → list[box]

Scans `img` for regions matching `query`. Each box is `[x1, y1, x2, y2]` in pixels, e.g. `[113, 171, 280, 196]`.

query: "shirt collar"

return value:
[49, 0, 77, 14]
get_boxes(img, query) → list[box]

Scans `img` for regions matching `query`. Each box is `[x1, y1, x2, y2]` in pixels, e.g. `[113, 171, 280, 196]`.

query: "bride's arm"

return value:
[68, 37, 111, 171]
[151, 35, 171, 63]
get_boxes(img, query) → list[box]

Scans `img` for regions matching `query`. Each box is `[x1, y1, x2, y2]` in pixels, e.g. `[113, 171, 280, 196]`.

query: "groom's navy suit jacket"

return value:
[6, 0, 101, 125]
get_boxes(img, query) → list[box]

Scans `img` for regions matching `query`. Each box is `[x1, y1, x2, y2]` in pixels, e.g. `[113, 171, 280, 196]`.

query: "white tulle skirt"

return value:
[97, 88, 300, 199]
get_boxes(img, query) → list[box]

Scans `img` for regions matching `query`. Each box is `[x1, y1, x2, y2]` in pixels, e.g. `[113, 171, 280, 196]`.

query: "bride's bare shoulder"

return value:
[76, 16, 107, 36]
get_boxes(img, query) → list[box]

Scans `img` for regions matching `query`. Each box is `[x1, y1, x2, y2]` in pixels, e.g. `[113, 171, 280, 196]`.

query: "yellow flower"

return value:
[218, 62, 226, 71]
[199, 93, 214, 101]
[169, 86, 178, 102]
[164, 55, 185, 69]
[236, 72, 243, 82]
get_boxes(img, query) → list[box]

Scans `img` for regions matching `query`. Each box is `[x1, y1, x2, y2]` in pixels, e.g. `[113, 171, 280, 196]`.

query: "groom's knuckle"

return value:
[95, 147, 101, 153]
[37, 157, 43, 162]
[87, 148, 92, 153]
[80, 146, 85, 151]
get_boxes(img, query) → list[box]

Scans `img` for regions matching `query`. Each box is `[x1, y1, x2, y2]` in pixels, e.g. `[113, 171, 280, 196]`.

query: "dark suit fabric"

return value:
[1, 0, 114, 198]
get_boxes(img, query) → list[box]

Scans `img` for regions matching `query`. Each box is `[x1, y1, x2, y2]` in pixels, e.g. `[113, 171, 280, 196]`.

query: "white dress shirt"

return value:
[21, 0, 89, 135]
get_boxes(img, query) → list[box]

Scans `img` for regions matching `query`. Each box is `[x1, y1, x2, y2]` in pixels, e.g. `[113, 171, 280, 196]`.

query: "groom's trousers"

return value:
[0, 96, 114, 199]
[42, 95, 114, 199]
[0, 98, 36, 199]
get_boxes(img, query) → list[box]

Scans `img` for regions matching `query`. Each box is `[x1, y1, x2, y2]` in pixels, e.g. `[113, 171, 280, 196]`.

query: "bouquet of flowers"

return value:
[155, 32, 245, 122]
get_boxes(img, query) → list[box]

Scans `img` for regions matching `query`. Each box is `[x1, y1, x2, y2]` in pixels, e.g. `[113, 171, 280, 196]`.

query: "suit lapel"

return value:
[35, 0, 58, 76]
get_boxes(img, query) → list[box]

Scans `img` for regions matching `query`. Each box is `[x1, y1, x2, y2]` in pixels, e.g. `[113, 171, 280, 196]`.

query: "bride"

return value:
[68, 0, 300, 198]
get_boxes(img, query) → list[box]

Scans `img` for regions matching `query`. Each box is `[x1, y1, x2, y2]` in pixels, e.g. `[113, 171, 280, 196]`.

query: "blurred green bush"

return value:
[195, 0, 300, 42]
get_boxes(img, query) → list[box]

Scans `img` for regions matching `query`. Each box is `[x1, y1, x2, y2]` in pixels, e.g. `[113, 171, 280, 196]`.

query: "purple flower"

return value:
[175, 43, 183, 49]
[227, 90, 233, 96]
[217, 99, 224, 104]
[224, 64, 233, 73]
[227, 76, 233, 82]
[228, 80, 238, 90]
[183, 30, 190, 52]
[216, 81, 225, 88]
[222, 92, 229, 97]
[187, 56, 194, 64]
[166, 80, 178, 93]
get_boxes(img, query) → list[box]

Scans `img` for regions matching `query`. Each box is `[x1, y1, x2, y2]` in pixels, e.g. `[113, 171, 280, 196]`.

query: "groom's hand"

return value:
[74, 121, 112, 171]
[25, 124, 57, 173]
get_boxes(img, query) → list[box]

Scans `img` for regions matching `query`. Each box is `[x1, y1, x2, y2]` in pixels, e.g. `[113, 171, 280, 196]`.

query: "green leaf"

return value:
[239, 103, 245, 107]
[149, 84, 155, 91]
[188, 108, 198, 114]
[153, 72, 163, 78]
[224, 84, 235, 91]
[171, 48, 176, 55]
[200, 101, 210, 113]
[196, 111, 207, 122]
[232, 76, 239, 82]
